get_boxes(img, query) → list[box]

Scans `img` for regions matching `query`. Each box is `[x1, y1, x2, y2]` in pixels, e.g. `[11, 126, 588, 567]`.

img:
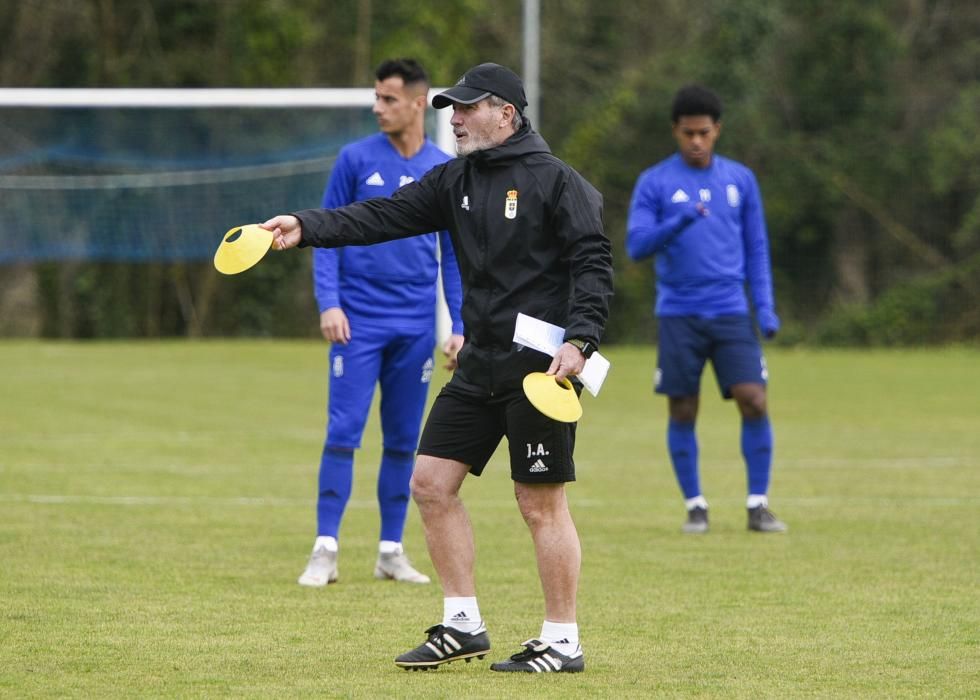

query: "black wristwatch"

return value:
[566, 338, 596, 359]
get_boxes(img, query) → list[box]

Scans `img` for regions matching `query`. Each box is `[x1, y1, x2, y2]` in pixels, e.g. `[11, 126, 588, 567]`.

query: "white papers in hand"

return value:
[512, 312, 610, 397]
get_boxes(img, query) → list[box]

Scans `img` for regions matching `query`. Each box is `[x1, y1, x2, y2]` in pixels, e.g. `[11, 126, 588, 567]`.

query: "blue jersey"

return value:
[312, 133, 463, 333]
[626, 153, 776, 319]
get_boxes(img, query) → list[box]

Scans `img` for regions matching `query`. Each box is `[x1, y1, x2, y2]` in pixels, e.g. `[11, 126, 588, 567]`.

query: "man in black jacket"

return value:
[262, 63, 613, 674]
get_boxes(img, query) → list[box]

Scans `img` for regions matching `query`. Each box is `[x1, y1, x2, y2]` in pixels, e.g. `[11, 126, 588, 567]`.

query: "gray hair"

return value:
[486, 95, 524, 131]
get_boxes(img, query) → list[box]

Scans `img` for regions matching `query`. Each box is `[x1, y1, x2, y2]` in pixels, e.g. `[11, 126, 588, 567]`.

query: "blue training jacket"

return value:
[626, 152, 776, 319]
[312, 132, 464, 334]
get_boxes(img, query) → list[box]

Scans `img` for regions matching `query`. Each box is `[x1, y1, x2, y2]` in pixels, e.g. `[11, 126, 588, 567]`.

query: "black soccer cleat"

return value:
[394, 624, 490, 670]
[490, 639, 585, 673]
[748, 505, 788, 533]
[682, 505, 709, 534]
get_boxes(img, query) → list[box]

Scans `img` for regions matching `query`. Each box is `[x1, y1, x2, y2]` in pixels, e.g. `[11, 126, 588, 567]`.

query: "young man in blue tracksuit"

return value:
[626, 84, 787, 534]
[298, 59, 465, 586]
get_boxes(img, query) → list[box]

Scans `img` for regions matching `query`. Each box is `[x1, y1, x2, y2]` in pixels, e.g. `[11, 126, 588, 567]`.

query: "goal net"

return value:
[0, 88, 455, 264]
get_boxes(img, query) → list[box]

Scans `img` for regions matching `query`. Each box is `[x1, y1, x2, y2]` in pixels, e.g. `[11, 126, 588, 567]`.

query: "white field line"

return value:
[0, 454, 980, 473]
[0, 494, 977, 507]
[787, 456, 970, 469]
[0, 494, 528, 508]
[0, 494, 324, 507]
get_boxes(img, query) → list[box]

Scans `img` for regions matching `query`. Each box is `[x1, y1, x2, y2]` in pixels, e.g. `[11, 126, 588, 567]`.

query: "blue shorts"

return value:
[325, 323, 435, 452]
[655, 315, 767, 399]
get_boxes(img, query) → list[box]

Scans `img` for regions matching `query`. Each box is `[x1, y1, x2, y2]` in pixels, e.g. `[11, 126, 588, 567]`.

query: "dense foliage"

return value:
[1, 0, 977, 344]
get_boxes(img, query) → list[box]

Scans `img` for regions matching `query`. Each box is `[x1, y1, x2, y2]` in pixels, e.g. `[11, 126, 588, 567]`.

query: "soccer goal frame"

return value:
[0, 87, 456, 155]
[0, 87, 457, 340]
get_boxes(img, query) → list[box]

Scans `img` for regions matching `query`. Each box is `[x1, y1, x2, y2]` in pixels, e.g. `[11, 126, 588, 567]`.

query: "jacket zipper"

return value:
[479, 176, 495, 395]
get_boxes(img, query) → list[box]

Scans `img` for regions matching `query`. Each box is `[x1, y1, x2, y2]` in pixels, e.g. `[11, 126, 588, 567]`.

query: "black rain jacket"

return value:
[293, 124, 613, 394]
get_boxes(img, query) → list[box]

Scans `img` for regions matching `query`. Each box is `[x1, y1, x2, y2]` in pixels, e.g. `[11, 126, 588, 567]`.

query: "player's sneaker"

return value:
[748, 505, 788, 533]
[394, 624, 491, 670]
[490, 639, 585, 673]
[374, 550, 431, 584]
[297, 545, 338, 587]
[682, 505, 709, 534]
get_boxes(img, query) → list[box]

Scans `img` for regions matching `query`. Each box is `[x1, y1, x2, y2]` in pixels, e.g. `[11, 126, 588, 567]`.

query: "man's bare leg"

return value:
[514, 481, 580, 622]
[486, 481, 585, 672]
[395, 456, 490, 671]
[410, 455, 475, 596]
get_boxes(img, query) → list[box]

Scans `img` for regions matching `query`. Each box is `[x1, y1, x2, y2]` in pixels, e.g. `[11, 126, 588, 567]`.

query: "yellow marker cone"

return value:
[213, 224, 274, 275]
[522, 372, 583, 423]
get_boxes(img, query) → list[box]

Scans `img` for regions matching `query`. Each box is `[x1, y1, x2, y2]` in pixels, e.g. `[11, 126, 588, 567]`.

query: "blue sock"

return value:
[316, 446, 354, 537]
[741, 416, 773, 496]
[377, 448, 414, 543]
[667, 420, 700, 499]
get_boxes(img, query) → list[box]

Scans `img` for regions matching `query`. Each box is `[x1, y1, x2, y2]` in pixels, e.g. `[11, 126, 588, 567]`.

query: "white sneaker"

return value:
[298, 545, 338, 587]
[374, 550, 430, 584]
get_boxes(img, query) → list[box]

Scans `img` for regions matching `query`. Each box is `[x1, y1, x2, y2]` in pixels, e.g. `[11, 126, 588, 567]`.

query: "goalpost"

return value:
[0, 87, 456, 339]
[0, 88, 456, 153]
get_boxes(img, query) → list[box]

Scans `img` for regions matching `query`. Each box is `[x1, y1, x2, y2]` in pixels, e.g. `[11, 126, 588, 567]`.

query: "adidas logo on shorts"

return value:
[529, 459, 548, 473]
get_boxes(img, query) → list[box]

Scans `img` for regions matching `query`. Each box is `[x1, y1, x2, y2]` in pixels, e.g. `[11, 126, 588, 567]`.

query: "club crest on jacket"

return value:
[505, 189, 518, 219]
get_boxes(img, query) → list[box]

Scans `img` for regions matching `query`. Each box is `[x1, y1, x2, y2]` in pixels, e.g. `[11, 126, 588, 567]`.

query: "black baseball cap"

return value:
[432, 63, 528, 114]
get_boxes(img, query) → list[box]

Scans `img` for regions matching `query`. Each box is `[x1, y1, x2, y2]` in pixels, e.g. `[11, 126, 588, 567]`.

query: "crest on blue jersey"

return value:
[726, 184, 740, 207]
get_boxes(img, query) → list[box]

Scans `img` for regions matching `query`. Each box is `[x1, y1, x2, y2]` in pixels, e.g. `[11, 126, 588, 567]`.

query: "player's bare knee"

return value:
[733, 385, 767, 419]
[411, 457, 461, 508]
[514, 483, 567, 528]
[515, 498, 545, 529]
[668, 395, 699, 423]
[409, 470, 440, 507]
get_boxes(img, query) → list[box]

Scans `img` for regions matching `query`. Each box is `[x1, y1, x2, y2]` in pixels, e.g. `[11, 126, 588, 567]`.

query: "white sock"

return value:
[378, 540, 401, 555]
[685, 495, 709, 510]
[314, 536, 338, 552]
[540, 620, 580, 655]
[747, 494, 768, 509]
[443, 597, 483, 633]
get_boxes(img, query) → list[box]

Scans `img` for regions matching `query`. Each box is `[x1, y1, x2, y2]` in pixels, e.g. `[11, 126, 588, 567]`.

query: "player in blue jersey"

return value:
[626, 85, 787, 534]
[298, 59, 465, 586]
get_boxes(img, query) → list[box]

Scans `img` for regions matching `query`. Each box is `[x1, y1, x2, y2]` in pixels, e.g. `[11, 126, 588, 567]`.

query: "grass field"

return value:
[1, 341, 977, 698]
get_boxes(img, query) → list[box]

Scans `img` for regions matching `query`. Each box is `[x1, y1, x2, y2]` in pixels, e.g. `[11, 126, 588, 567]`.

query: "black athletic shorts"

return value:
[417, 380, 577, 483]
